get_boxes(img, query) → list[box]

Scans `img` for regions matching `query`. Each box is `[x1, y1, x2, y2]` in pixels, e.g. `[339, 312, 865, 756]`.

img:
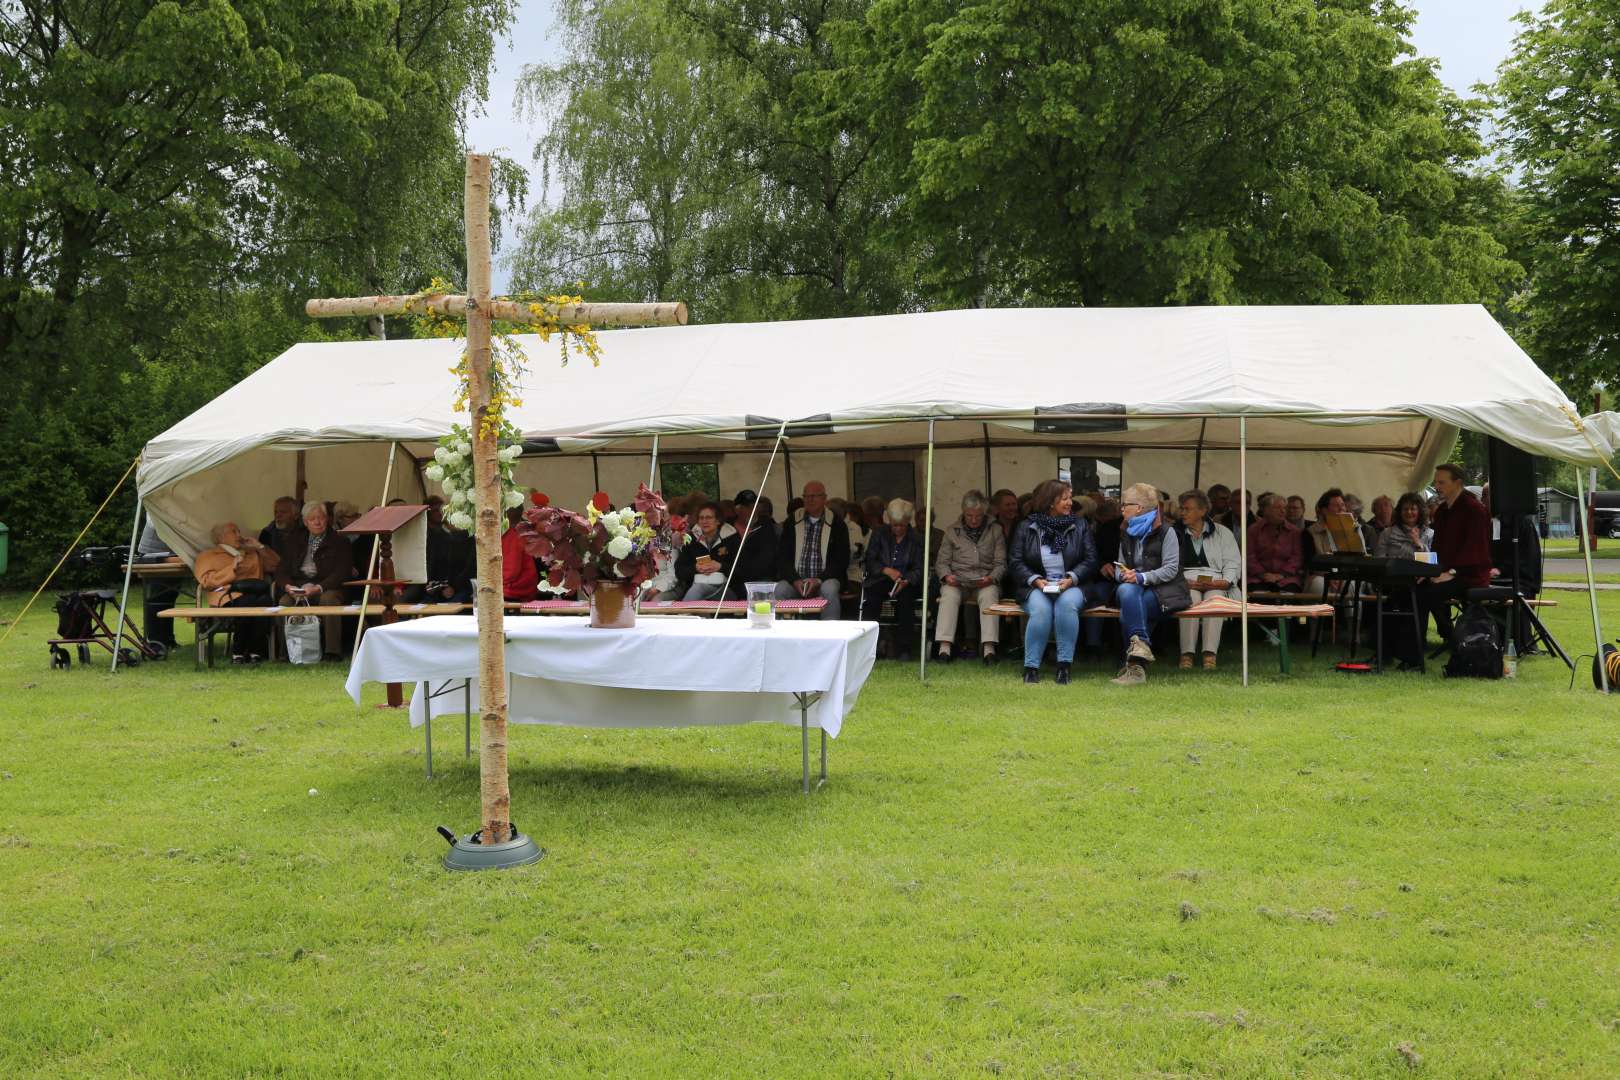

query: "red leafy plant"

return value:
[518, 484, 688, 595]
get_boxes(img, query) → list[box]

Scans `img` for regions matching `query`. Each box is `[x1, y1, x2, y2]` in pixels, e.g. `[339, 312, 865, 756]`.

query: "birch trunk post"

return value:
[463, 154, 513, 844]
[305, 151, 686, 859]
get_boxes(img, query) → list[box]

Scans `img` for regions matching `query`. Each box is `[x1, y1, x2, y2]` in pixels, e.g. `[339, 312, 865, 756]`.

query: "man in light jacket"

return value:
[933, 490, 1007, 665]
[773, 481, 850, 619]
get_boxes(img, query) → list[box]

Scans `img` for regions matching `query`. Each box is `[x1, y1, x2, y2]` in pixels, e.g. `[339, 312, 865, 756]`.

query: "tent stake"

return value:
[920, 419, 935, 680]
[110, 492, 143, 673]
[1576, 469, 1608, 692]
[1239, 417, 1249, 689]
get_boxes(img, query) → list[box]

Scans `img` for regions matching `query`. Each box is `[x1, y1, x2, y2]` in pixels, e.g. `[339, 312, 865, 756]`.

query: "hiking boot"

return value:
[1110, 662, 1146, 686]
[1023, 666, 1040, 684]
[1202, 652, 1217, 670]
[1127, 635, 1154, 663]
[1055, 662, 1071, 685]
[1178, 653, 1194, 670]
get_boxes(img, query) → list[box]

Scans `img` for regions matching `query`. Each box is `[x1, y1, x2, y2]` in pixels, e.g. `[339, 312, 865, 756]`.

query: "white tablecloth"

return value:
[345, 616, 879, 737]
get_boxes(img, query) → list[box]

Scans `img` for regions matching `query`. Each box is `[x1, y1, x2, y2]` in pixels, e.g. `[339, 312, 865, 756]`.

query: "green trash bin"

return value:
[0, 520, 8, 576]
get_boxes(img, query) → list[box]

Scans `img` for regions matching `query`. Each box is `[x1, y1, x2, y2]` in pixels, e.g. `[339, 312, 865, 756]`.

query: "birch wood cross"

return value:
[306, 153, 686, 846]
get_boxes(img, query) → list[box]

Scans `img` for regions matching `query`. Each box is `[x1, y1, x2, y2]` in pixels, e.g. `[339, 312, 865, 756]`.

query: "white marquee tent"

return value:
[139, 304, 1619, 563]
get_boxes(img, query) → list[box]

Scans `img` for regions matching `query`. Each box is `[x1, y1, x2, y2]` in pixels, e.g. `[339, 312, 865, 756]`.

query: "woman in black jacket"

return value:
[1008, 480, 1099, 685]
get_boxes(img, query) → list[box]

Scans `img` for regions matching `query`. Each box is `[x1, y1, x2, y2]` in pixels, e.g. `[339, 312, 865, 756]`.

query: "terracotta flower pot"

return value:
[588, 580, 636, 629]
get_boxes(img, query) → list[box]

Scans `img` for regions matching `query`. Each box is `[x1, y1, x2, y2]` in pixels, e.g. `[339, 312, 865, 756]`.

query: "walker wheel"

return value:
[76, 644, 91, 665]
[146, 641, 169, 662]
[50, 645, 71, 670]
[117, 648, 141, 667]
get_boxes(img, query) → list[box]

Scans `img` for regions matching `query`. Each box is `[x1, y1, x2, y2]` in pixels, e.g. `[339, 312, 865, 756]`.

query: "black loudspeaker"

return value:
[1486, 437, 1537, 517]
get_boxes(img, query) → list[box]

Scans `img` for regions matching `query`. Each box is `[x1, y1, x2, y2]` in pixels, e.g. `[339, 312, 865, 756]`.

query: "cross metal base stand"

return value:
[796, 691, 828, 794]
[436, 824, 544, 871]
[419, 679, 473, 779]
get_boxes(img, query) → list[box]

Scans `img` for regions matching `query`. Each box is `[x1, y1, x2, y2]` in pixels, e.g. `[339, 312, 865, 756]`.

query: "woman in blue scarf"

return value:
[1102, 482, 1191, 685]
[1008, 479, 1098, 684]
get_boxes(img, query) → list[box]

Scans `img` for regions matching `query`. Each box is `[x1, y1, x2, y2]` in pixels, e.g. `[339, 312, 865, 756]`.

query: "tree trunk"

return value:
[465, 153, 512, 845]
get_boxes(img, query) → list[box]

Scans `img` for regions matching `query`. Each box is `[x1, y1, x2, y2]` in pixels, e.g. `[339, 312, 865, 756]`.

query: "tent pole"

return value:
[1576, 469, 1608, 692]
[920, 419, 936, 681]
[110, 492, 144, 673]
[354, 442, 399, 656]
[982, 424, 992, 491]
[714, 421, 788, 618]
[1239, 417, 1249, 689]
[783, 443, 795, 504]
[1193, 419, 1207, 490]
[591, 453, 600, 493]
[295, 450, 307, 505]
[648, 435, 659, 489]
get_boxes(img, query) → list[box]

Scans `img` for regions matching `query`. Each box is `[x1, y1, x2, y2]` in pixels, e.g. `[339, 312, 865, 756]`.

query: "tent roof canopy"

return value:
[140, 304, 1619, 502]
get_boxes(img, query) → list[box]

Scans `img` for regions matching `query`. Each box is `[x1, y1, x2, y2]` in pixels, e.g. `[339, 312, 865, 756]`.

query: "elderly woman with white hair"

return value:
[933, 489, 1008, 665]
[273, 501, 355, 658]
[1100, 482, 1190, 685]
[862, 498, 925, 661]
[1174, 489, 1243, 670]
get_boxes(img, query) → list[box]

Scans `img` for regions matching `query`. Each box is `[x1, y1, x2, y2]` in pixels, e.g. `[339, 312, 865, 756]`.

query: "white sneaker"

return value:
[1110, 663, 1146, 686]
[1127, 635, 1155, 663]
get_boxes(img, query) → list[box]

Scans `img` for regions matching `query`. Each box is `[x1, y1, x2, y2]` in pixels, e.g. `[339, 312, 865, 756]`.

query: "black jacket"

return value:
[426, 525, 475, 594]
[863, 528, 924, 590]
[775, 511, 850, 583]
[1008, 517, 1099, 604]
[674, 527, 737, 594]
[728, 521, 780, 598]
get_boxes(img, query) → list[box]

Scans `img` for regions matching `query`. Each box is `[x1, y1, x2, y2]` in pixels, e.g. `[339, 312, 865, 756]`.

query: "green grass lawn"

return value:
[1543, 538, 1620, 560]
[3, 589, 1619, 1077]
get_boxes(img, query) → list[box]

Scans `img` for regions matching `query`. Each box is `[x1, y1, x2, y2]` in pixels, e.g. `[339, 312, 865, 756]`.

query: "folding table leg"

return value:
[422, 682, 433, 780]
[1276, 618, 1291, 674]
[801, 707, 809, 795]
[820, 729, 828, 787]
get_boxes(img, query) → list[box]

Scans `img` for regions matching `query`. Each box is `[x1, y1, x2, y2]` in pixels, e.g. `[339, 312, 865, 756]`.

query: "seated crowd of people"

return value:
[191, 462, 1533, 677]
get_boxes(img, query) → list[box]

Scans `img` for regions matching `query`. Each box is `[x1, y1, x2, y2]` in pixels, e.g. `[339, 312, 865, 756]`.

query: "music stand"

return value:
[341, 504, 430, 706]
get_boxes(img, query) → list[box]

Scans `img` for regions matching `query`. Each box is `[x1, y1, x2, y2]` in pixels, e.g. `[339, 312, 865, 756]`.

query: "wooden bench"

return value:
[983, 597, 1335, 674]
[160, 603, 468, 666]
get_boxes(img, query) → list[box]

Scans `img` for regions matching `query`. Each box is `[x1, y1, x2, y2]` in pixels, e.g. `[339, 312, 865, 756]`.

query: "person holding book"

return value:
[1174, 489, 1243, 670]
[674, 502, 736, 600]
[1008, 480, 1099, 685]
[773, 480, 850, 619]
[862, 498, 924, 658]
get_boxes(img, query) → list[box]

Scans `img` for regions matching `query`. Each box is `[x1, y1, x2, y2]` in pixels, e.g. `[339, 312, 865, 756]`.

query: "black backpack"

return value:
[1444, 603, 1502, 679]
[53, 592, 98, 639]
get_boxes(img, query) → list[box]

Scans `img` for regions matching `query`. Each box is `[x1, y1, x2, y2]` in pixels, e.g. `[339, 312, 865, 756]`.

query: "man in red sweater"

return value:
[1423, 463, 1492, 643]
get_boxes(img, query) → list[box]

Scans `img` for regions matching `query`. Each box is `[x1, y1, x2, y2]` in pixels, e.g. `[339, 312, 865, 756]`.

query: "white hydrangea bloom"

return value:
[449, 511, 474, 531]
[433, 447, 452, 465]
[504, 488, 525, 509]
[455, 440, 472, 455]
[450, 488, 468, 507]
[424, 464, 444, 482]
[606, 535, 633, 560]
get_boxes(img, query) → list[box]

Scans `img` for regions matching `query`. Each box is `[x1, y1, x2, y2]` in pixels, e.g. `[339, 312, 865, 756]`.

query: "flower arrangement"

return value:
[423, 421, 526, 532]
[518, 485, 688, 595]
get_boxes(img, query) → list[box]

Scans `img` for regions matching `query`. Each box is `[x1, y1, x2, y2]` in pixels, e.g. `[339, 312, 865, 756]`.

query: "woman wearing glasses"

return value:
[1008, 479, 1099, 684]
[1100, 483, 1190, 685]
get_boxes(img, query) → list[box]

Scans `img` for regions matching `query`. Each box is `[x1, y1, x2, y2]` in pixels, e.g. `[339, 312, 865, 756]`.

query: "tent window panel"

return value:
[1059, 455, 1122, 497]
[853, 460, 916, 504]
[659, 462, 720, 502]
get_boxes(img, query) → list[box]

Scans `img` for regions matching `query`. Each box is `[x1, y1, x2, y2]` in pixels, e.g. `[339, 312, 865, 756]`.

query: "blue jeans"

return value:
[1115, 582, 1163, 645]
[1023, 586, 1084, 666]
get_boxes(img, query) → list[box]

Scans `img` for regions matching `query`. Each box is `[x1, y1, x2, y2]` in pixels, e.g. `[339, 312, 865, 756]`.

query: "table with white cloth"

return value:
[345, 615, 879, 791]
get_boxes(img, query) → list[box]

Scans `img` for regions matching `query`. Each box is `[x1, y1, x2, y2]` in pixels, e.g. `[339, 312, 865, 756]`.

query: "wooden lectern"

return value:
[341, 504, 430, 707]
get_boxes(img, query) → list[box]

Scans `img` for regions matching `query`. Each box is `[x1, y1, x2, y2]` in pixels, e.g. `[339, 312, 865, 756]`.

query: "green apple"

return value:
[753, 601, 771, 614]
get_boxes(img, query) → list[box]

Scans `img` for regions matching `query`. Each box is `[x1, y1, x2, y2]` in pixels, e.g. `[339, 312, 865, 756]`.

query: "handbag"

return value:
[284, 596, 323, 665]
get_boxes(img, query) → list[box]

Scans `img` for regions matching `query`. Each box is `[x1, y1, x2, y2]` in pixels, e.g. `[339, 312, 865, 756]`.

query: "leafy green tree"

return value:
[516, 0, 915, 320]
[868, 0, 1518, 308]
[0, 1, 515, 584]
[1492, 0, 1620, 403]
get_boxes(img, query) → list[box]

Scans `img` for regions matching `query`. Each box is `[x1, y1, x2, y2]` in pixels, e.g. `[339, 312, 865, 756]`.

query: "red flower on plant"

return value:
[530, 491, 550, 508]
[590, 491, 612, 513]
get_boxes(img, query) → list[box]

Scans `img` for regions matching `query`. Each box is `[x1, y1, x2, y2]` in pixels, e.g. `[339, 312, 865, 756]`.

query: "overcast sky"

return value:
[465, 0, 1545, 291]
